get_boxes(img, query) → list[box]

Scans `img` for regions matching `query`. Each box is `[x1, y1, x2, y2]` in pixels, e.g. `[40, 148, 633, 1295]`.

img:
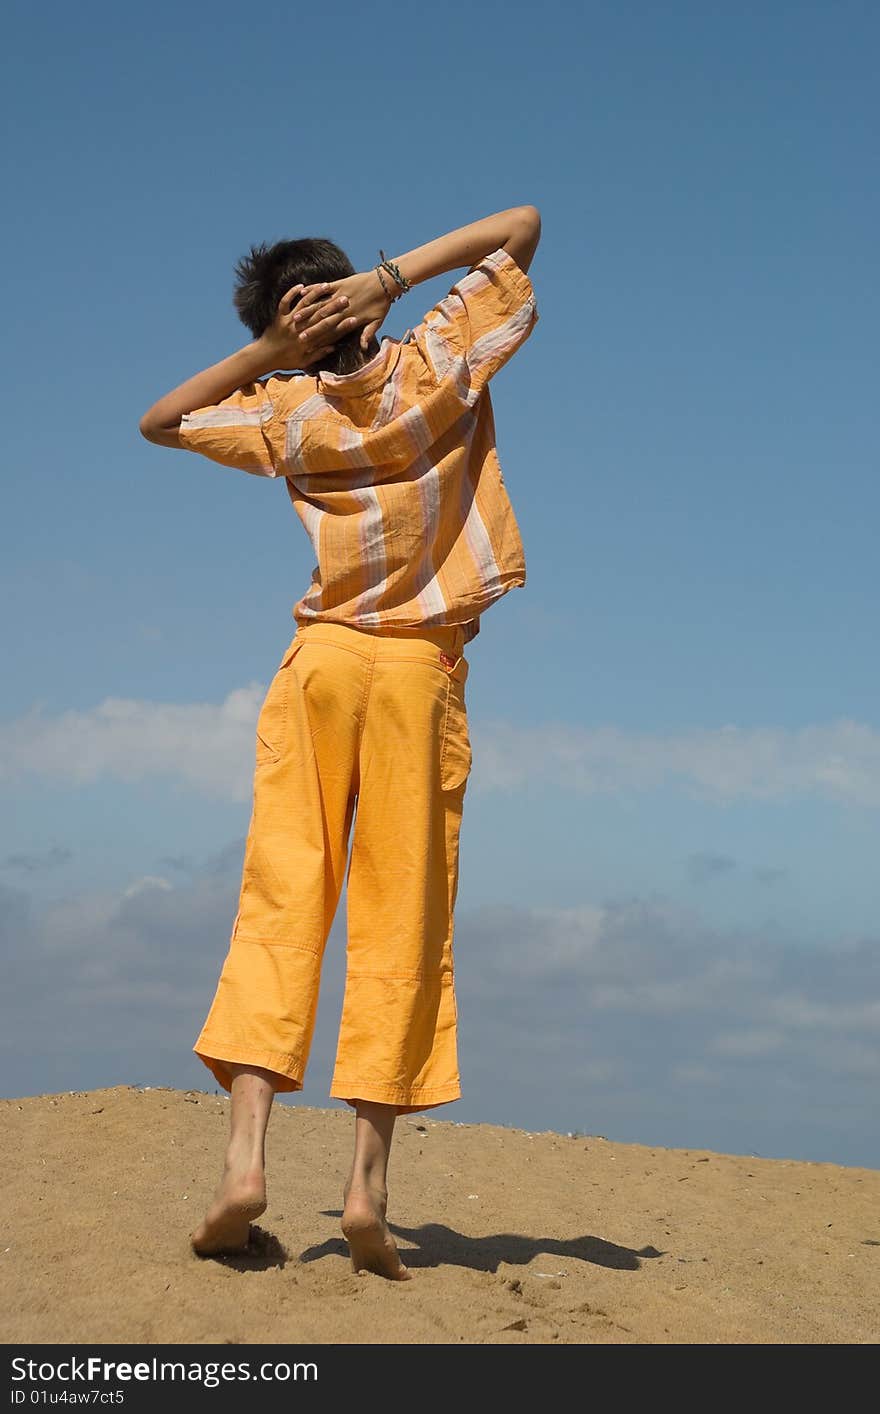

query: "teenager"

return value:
[140, 206, 541, 1278]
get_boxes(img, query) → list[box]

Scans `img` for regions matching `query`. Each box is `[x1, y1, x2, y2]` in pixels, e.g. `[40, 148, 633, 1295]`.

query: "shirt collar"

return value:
[315, 335, 408, 397]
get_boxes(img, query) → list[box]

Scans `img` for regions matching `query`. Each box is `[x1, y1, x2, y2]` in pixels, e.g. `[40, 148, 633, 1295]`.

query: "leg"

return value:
[341, 1101, 411, 1280]
[191, 1064, 275, 1255]
[331, 649, 469, 1113]
[194, 632, 364, 1096]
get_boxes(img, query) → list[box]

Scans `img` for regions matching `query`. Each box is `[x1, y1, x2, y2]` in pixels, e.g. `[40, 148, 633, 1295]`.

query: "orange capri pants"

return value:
[194, 620, 473, 1113]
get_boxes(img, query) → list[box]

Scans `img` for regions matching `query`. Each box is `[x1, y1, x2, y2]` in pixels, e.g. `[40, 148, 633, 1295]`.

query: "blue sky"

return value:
[2, 1, 879, 1166]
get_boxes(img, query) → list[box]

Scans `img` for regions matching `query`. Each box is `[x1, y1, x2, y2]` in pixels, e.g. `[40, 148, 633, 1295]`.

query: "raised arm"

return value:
[139, 285, 356, 446]
[390, 205, 541, 285]
[293, 206, 541, 350]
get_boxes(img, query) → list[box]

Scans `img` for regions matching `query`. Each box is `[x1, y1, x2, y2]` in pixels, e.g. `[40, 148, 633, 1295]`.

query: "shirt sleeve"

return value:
[177, 380, 279, 476]
[416, 247, 538, 397]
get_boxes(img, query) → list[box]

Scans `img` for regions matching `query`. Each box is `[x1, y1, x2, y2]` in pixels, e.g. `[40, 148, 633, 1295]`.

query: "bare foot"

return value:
[191, 1170, 266, 1256]
[341, 1185, 411, 1281]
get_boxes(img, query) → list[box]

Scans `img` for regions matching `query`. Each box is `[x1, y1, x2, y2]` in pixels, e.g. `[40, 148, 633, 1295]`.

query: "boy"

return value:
[140, 206, 541, 1280]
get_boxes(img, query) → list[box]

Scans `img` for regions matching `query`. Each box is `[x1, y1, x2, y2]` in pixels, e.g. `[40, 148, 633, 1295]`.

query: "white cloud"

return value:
[475, 718, 880, 803]
[711, 1029, 786, 1057]
[123, 875, 173, 899]
[766, 994, 880, 1031]
[0, 687, 264, 800]
[3, 687, 880, 805]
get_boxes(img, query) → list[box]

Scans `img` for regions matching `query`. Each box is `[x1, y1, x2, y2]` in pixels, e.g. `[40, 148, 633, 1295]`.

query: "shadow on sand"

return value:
[301, 1214, 664, 1273]
[196, 1224, 288, 1271]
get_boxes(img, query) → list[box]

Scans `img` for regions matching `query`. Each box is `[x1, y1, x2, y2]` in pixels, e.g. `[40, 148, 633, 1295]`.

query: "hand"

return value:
[256, 285, 358, 371]
[293, 271, 393, 352]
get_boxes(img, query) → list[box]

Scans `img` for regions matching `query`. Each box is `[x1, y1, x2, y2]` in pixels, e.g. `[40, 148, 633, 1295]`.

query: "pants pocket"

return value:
[440, 657, 472, 791]
[255, 638, 304, 766]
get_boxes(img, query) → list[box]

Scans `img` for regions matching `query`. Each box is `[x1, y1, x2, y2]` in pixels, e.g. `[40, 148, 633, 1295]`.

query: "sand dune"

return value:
[2, 1086, 878, 1344]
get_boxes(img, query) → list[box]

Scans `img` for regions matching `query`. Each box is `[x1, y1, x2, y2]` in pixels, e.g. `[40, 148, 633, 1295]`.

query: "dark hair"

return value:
[233, 237, 376, 377]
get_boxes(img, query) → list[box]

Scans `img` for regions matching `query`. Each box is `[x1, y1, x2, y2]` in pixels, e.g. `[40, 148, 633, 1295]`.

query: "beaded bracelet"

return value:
[378, 249, 412, 299]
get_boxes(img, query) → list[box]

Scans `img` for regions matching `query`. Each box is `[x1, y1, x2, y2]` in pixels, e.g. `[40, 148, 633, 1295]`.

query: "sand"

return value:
[2, 1086, 878, 1345]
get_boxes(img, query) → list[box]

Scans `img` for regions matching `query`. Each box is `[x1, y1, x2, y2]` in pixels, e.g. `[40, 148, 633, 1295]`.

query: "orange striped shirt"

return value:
[178, 247, 538, 642]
